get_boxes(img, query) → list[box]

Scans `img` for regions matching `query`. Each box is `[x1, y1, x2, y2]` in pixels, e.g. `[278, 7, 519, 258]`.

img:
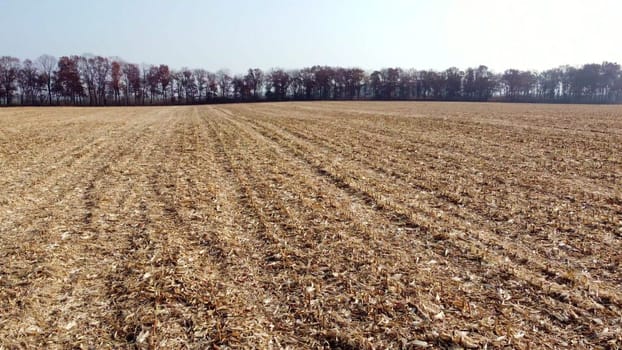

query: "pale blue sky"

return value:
[1, 0, 621, 73]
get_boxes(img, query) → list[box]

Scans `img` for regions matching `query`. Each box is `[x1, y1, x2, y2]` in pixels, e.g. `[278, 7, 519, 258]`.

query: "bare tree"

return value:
[37, 54, 57, 105]
[207, 72, 218, 99]
[93, 56, 111, 105]
[244, 68, 264, 99]
[171, 70, 182, 103]
[6, 52, 622, 105]
[146, 65, 159, 104]
[216, 69, 232, 98]
[232, 75, 251, 99]
[298, 67, 315, 99]
[78, 56, 96, 105]
[344, 68, 365, 98]
[0, 56, 21, 105]
[122, 62, 141, 104]
[17, 59, 42, 105]
[180, 68, 197, 102]
[267, 69, 291, 100]
[193, 69, 208, 101]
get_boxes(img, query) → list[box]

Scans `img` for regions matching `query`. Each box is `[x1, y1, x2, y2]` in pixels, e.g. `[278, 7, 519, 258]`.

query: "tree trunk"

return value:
[48, 82, 52, 105]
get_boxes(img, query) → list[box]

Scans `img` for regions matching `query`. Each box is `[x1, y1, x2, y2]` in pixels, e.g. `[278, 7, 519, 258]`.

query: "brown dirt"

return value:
[1, 102, 621, 349]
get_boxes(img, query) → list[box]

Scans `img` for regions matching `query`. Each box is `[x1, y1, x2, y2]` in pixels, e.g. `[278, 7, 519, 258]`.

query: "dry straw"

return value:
[0, 102, 620, 348]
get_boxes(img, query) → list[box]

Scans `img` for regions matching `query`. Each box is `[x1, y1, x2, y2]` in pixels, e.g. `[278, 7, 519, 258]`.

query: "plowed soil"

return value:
[1, 102, 621, 349]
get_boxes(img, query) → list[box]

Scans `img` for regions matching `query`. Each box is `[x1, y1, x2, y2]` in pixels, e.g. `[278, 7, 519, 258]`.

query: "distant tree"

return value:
[120, 63, 131, 105]
[78, 56, 96, 105]
[344, 68, 365, 98]
[207, 72, 218, 99]
[502, 69, 521, 98]
[180, 69, 197, 102]
[470, 65, 495, 100]
[428, 70, 444, 98]
[7, 52, 622, 105]
[314, 66, 334, 99]
[518, 71, 536, 97]
[232, 75, 246, 99]
[331, 68, 346, 99]
[581, 64, 601, 99]
[216, 69, 232, 98]
[398, 69, 417, 99]
[146, 65, 160, 103]
[122, 63, 141, 104]
[93, 56, 111, 105]
[419, 70, 440, 98]
[298, 67, 316, 99]
[538, 68, 562, 100]
[110, 61, 122, 104]
[463, 67, 476, 99]
[77, 55, 110, 105]
[169, 70, 181, 103]
[17, 59, 43, 105]
[244, 68, 263, 99]
[55, 56, 83, 104]
[267, 69, 291, 100]
[369, 70, 383, 98]
[385, 68, 402, 98]
[158, 64, 171, 102]
[140, 64, 149, 104]
[444, 67, 463, 99]
[288, 70, 305, 98]
[193, 69, 208, 101]
[602, 62, 622, 102]
[560, 65, 576, 98]
[37, 54, 57, 105]
[0, 56, 21, 105]
[600, 62, 620, 102]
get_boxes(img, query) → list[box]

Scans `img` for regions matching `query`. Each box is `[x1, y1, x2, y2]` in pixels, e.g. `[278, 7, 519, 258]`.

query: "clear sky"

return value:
[1, 0, 621, 74]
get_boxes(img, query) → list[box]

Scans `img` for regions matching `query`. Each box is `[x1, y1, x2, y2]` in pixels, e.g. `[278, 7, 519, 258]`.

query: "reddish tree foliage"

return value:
[54, 56, 83, 103]
[158, 64, 171, 100]
[3, 53, 622, 106]
[110, 61, 122, 103]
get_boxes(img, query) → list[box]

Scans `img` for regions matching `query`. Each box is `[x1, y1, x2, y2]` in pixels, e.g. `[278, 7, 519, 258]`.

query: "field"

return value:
[1, 102, 621, 349]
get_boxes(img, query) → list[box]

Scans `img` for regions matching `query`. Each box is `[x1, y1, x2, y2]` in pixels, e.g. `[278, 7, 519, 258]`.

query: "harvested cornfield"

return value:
[1, 102, 621, 349]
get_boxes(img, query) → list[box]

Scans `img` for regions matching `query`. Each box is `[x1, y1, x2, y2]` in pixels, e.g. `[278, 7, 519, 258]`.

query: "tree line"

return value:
[2, 54, 622, 106]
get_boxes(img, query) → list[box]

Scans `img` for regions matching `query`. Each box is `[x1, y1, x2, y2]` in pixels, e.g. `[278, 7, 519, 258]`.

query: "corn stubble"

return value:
[0, 102, 621, 349]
